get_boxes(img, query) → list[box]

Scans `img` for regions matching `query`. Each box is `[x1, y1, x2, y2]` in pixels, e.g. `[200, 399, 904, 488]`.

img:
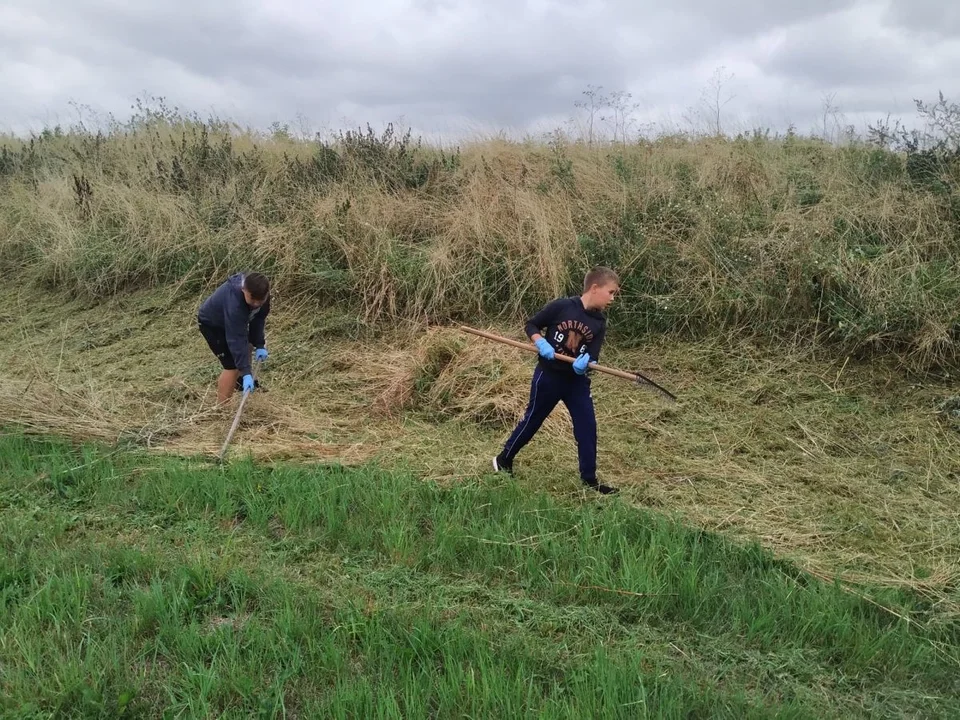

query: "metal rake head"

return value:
[632, 370, 678, 403]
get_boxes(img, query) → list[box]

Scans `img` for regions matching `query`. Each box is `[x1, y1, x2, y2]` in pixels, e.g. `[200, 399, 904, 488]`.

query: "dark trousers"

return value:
[501, 365, 597, 481]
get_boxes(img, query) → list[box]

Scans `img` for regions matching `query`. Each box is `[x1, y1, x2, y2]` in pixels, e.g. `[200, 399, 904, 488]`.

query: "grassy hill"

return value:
[2, 109, 960, 716]
[3, 107, 960, 370]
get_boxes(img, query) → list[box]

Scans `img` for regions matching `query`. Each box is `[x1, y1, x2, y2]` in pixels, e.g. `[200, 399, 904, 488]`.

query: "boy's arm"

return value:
[524, 299, 564, 340]
[223, 298, 253, 376]
[585, 322, 606, 362]
[249, 296, 270, 349]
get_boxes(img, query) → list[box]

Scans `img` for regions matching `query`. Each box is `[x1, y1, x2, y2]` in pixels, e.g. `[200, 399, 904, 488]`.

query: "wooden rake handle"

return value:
[218, 360, 262, 462]
[458, 325, 677, 402]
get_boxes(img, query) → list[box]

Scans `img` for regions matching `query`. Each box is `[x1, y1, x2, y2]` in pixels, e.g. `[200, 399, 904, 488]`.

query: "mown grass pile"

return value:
[371, 327, 539, 430]
[2, 432, 958, 717]
[3, 103, 960, 370]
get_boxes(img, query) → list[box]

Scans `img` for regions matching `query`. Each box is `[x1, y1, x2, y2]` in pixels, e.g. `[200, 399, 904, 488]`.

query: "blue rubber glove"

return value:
[534, 337, 555, 360]
[573, 353, 591, 375]
[242, 374, 255, 393]
[254, 347, 268, 362]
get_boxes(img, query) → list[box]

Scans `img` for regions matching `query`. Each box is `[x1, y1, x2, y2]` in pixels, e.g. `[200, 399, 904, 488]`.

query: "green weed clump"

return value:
[3, 99, 960, 370]
[1, 432, 958, 717]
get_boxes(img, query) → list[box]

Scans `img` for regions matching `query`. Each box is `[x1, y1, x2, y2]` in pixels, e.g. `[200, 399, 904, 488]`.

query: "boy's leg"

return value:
[563, 377, 616, 493]
[562, 377, 598, 481]
[498, 367, 562, 468]
[218, 370, 240, 404]
[198, 321, 240, 405]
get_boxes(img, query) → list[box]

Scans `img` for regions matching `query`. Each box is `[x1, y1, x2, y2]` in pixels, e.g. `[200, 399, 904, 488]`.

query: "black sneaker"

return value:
[492, 453, 514, 476]
[583, 478, 619, 495]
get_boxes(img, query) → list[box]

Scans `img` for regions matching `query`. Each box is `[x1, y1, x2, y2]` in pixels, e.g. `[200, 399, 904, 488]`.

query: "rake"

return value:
[218, 360, 263, 462]
[459, 325, 677, 402]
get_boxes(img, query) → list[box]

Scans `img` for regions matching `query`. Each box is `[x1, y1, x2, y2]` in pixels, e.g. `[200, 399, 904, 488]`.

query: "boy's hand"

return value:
[242, 374, 256, 393]
[573, 353, 591, 375]
[254, 347, 269, 362]
[534, 337, 555, 360]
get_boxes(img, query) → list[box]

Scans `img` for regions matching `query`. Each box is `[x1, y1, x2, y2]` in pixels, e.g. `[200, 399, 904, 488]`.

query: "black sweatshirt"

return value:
[197, 273, 270, 376]
[524, 297, 607, 373]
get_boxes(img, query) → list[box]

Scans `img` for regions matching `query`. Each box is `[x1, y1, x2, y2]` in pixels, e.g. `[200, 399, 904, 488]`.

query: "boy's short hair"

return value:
[584, 266, 619, 292]
[243, 272, 270, 300]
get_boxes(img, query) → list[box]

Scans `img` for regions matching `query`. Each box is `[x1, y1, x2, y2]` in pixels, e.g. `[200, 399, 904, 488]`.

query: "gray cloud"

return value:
[883, 0, 960, 40]
[751, 1, 960, 132]
[765, 13, 920, 88]
[666, 0, 861, 35]
[0, 0, 957, 139]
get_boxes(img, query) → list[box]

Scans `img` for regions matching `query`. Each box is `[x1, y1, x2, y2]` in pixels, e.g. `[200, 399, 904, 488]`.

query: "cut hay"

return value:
[0, 372, 370, 465]
[1, 376, 130, 444]
[3, 290, 960, 622]
[370, 326, 568, 435]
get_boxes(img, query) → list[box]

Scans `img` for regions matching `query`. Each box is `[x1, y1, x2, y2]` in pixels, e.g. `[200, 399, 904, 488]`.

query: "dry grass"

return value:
[3, 287, 959, 617]
[0, 288, 372, 464]
[3, 123, 960, 370]
[369, 326, 566, 435]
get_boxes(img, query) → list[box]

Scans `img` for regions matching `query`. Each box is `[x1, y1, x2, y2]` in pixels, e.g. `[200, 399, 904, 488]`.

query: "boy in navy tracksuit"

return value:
[197, 272, 271, 404]
[494, 267, 620, 494]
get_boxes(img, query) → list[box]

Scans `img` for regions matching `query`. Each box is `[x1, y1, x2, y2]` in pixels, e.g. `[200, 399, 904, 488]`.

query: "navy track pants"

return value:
[501, 365, 597, 481]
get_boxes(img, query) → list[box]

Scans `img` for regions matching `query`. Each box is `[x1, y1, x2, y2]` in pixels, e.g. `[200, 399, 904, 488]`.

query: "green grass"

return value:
[2, 432, 957, 718]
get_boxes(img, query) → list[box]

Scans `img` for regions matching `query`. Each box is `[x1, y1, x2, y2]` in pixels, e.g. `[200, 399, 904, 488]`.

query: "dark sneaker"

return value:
[492, 453, 514, 475]
[583, 478, 619, 495]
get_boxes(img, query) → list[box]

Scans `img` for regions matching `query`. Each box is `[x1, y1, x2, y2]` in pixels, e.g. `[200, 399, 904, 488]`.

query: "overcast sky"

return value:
[1, 0, 957, 141]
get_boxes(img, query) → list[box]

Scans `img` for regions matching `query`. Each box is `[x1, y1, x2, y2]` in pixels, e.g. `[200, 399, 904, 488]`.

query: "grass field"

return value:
[3, 108, 960, 715]
[2, 431, 958, 718]
[1, 286, 959, 716]
[4, 287, 960, 593]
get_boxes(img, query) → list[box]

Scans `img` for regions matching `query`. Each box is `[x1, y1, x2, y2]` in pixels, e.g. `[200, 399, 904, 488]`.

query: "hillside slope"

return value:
[3, 285, 958, 617]
[3, 119, 960, 713]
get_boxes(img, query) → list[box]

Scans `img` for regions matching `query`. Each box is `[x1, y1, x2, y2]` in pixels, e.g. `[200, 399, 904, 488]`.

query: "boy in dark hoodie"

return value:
[197, 272, 271, 404]
[493, 267, 620, 494]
